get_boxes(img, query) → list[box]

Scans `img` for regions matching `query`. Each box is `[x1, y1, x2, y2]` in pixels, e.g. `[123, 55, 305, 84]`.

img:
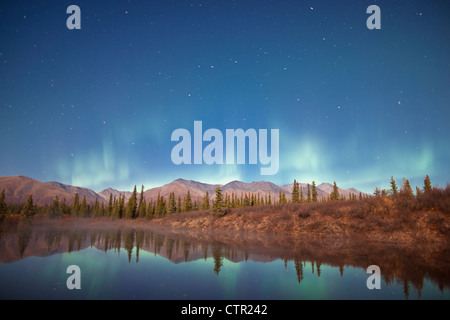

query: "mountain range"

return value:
[0, 175, 365, 206]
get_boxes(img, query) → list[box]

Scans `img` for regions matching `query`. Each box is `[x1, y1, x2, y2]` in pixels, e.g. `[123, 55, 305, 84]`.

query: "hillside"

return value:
[0, 176, 104, 206]
[0, 175, 368, 206]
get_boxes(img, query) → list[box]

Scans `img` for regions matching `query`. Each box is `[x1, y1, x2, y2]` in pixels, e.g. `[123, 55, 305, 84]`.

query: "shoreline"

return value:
[11, 202, 449, 246]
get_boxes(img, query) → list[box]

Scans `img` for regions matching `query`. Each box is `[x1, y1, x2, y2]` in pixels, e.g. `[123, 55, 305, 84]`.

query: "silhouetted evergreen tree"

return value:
[80, 196, 89, 217]
[176, 195, 182, 213]
[202, 191, 210, 210]
[47, 196, 61, 219]
[281, 191, 287, 204]
[139, 198, 147, 218]
[401, 178, 413, 197]
[125, 185, 138, 219]
[71, 193, 80, 217]
[168, 192, 176, 214]
[312, 181, 318, 202]
[119, 194, 125, 218]
[390, 176, 398, 195]
[212, 187, 224, 216]
[182, 191, 193, 212]
[20, 195, 36, 222]
[111, 198, 121, 220]
[155, 193, 167, 216]
[292, 179, 300, 203]
[415, 186, 422, 196]
[423, 175, 432, 193]
[107, 194, 113, 217]
[92, 198, 101, 217]
[145, 199, 154, 219]
[331, 181, 340, 200]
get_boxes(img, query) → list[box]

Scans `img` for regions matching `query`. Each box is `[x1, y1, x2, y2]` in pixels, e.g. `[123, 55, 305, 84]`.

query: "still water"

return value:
[0, 222, 448, 300]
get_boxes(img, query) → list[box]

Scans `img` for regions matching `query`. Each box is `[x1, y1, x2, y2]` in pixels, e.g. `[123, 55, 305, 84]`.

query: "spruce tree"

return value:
[107, 194, 113, 217]
[177, 195, 182, 213]
[202, 191, 210, 210]
[244, 193, 250, 206]
[182, 191, 193, 212]
[155, 193, 162, 216]
[92, 198, 101, 217]
[146, 200, 154, 219]
[47, 196, 61, 219]
[139, 198, 147, 218]
[281, 192, 287, 204]
[125, 185, 138, 219]
[312, 181, 318, 202]
[415, 186, 422, 196]
[390, 176, 398, 195]
[307, 184, 311, 202]
[20, 194, 36, 221]
[111, 198, 120, 220]
[80, 196, 88, 217]
[71, 193, 80, 217]
[292, 180, 300, 203]
[212, 187, 224, 216]
[137, 185, 145, 217]
[401, 178, 413, 197]
[119, 194, 125, 218]
[423, 175, 432, 193]
[168, 192, 176, 214]
[331, 181, 340, 200]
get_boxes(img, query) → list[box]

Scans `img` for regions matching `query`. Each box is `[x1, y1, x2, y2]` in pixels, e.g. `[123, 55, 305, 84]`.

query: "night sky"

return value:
[0, 0, 449, 193]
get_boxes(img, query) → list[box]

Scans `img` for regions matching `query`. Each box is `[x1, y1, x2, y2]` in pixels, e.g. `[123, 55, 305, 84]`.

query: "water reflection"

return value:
[0, 223, 449, 299]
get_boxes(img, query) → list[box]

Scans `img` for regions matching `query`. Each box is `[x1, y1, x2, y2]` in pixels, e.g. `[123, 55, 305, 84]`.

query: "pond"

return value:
[0, 222, 448, 300]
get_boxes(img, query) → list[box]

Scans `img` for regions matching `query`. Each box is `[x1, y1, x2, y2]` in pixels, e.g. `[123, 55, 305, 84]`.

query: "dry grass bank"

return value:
[10, 187, 450, 245]
[149, 188, 450, 244]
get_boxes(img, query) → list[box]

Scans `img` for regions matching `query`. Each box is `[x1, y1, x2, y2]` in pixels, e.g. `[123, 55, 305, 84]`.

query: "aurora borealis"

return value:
[0, 0, 449, 193]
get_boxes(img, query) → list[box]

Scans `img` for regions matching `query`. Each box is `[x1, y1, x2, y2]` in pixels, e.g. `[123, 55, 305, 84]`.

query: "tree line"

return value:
[0, 175, 437, 222]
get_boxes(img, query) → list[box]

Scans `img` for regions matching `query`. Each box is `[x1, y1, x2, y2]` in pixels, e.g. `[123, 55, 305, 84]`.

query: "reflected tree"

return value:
[103, 230, 111, 252]
[68, 231, 75, 253]
[165, 238, 175, 261]
[183, 241, 190, 262]
[212, 245, 223, 276]
[154, 234, 165, 255]
[44, 228, 60, 252]
[16, 224, 32, 258]
[20, 195, 36, 223]
[124, 229, 135, 263]
[294, 259, 304, 284]
[202, 244, 208, 260]
[136, 230, 145, 263]
[402, 278, 410, 300]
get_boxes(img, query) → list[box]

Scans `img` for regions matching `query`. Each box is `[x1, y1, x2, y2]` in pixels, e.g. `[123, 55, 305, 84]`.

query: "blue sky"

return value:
[0, 0, 449, 194]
